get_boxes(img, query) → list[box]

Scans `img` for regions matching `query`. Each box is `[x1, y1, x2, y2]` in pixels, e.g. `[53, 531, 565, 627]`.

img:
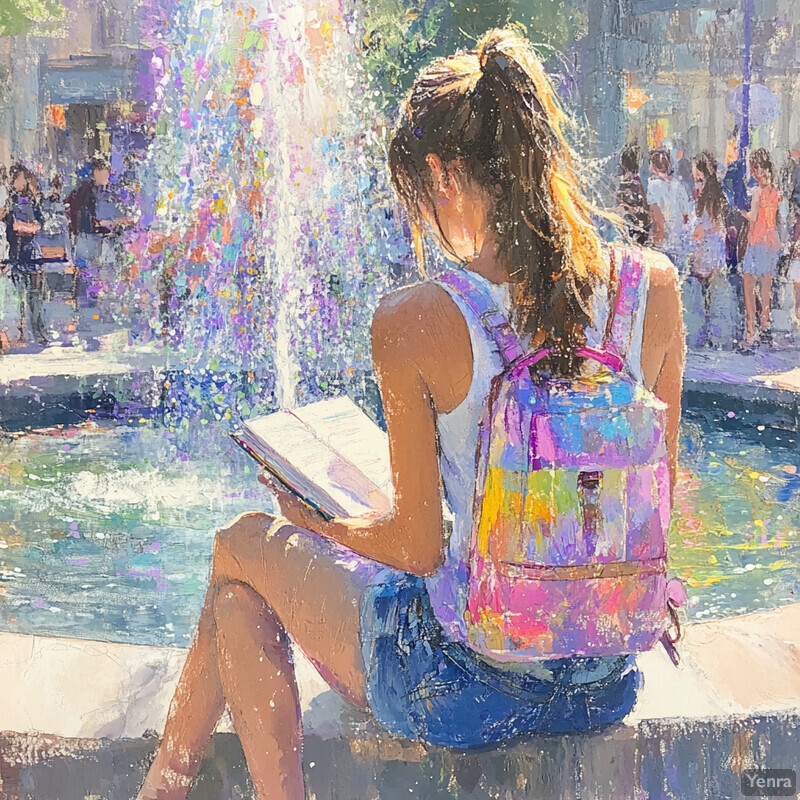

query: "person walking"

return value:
[741, 148, 781, 348]
[688, 152, 730, 346]
[6, 165, 47, 345]
[617, 143, 652, 246]
[66, 155, 112, 307]
[648, 148, 692, 272]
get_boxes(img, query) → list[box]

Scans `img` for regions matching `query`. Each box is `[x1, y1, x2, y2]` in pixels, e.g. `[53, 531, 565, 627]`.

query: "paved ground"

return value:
[0, 330, 171, 431]
[685, 338, 800, 394]
[2, 714, 799, 800]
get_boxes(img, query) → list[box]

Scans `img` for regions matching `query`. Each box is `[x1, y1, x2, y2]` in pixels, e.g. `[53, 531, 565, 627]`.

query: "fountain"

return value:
[127, 0, 414, 425]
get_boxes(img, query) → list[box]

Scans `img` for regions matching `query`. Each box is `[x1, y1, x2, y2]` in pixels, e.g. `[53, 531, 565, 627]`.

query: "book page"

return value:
[295, 396, 453, 524]
[294, 396, 393, 500]
[241, 409, 391, 519]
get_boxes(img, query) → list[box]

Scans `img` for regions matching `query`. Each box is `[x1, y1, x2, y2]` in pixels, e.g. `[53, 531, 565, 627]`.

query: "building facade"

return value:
[581, 0, 800, 169]
[0, 0, 158, 181]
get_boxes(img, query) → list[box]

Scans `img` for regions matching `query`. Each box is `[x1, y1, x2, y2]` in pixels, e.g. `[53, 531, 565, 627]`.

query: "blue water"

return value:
[0, 422, 271, 647]
[0, 410, 798, 647]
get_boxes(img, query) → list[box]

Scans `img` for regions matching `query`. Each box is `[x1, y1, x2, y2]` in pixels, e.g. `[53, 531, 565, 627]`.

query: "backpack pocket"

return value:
[465, 388, 673, 661]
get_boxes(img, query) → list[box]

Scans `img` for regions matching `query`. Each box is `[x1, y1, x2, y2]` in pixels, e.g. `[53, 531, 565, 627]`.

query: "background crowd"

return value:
[0, 156, 139, 352]
[2, 138, 800, 357]
[617, 141, 800, 352]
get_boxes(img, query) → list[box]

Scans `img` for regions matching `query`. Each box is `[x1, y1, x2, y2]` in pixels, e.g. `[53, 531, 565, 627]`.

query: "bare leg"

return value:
[137, 512, 379, 800]
[214, 582, 303, 799]
[136, 582, 225, 799]
[759, 274, 772, 333]
[794, 282, 800, 320]
[743, 272, 757, 343]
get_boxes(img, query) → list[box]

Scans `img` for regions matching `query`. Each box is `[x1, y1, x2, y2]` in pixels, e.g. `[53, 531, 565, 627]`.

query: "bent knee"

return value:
[215, 511, 274, 557]
[212, 580, 262, 617]
[212, 581, 287, 643]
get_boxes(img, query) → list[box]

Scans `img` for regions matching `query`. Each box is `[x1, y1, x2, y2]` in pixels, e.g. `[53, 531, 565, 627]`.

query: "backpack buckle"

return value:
[480, 309, 511, 330]
[660, 598, 683, 666]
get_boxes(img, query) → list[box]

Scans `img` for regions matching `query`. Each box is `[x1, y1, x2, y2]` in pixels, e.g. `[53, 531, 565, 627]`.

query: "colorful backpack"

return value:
[438, 245, 685, 664]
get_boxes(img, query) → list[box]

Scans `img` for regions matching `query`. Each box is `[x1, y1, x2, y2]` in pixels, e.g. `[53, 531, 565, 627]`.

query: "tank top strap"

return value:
[605, 245, 647, 362]
[437, 269, 524, 366]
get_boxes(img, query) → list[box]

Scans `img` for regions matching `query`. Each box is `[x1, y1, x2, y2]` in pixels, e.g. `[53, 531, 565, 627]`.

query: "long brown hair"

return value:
[693, 151, 726, 224]
[388, 27, 607, 370]
[749, 147, 775, 185]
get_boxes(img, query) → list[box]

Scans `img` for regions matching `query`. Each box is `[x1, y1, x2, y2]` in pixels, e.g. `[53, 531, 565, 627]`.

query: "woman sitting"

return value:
[138, 27, 685, 800]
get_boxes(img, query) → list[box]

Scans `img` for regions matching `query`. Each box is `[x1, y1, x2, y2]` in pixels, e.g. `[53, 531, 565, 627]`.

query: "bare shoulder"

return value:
[371, 280, 465, 352]
[371, 279, 473, 408]
[643, 249, 680, 293]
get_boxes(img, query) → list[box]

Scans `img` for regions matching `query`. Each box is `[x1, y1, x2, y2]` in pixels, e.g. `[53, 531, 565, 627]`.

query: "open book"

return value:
[232, 396, 394, 521]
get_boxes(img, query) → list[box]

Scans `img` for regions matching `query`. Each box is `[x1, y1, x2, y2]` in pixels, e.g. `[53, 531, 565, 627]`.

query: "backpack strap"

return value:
[437, 270, 525, 367]
[604, 245, 647, 366]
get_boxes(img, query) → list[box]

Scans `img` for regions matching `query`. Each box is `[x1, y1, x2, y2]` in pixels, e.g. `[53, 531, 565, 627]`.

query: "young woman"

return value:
[688, 151, 728, 344]
[6, 165, 46, 346]
[617, 143, 652, 246]
[137, 28, 685, 800]
[741, 148, 781, 347]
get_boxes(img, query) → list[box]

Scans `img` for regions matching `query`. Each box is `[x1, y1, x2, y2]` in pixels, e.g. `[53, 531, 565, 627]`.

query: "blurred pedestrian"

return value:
[0, 164, 16, 352]
[723, 156, 750, 270]
[687, 151, 730, 346]
[6, 165, 47, 345]
[0, 165, 9, 264]
[741, 148, 781, 348]
[690, 152, 728, 280]
[648, 148, 692, 271]
[616, 143, 652, 245]
[38, 175, 72, 264]
[675, 139, 695, 199]
[37, 173, 76, 318]
[66, 155, 111, 305]
[784, 143, 800, 325]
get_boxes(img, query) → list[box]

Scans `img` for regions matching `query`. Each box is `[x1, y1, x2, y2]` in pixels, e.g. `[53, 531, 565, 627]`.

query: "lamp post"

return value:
[738, 0, 754, 160]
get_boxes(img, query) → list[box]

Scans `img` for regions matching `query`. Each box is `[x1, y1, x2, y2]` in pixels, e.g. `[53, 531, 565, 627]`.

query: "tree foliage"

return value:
[0, 0, 66, 37]
[358, 0, 587, 111]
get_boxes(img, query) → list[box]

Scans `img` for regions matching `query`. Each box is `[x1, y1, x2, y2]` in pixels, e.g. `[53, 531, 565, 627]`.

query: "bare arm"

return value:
[650, 204, 666, 245]
[742, 187, 760, 223]
[640, 252, 686, 494]
[268, 286, 446, 577]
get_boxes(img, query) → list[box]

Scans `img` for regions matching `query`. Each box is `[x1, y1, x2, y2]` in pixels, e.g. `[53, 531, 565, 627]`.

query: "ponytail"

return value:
[389, 27, 608, 375]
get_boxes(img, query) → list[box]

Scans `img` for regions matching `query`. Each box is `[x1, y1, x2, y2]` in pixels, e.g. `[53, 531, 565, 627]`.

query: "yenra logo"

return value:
[740, 769, 796, 797]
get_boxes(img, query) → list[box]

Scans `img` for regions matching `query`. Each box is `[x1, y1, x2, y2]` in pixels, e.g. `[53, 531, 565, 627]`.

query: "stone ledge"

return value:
[1, 602, 799, 744]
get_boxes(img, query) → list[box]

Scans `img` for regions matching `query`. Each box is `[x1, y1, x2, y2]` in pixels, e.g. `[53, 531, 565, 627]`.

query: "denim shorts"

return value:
[742, 243, 779, 277]
[360, 571, 641, 748]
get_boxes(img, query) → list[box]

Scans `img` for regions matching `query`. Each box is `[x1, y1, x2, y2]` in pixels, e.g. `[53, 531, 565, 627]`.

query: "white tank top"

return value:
[425, 259, 650, 642]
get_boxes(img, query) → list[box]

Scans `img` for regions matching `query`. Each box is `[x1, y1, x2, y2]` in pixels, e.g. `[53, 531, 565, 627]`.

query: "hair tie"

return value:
[480, 51, 510, 75]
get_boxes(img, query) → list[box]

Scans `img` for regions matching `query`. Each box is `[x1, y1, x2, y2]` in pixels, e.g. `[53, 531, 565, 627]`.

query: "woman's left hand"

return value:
[257, 472, 330, 535]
